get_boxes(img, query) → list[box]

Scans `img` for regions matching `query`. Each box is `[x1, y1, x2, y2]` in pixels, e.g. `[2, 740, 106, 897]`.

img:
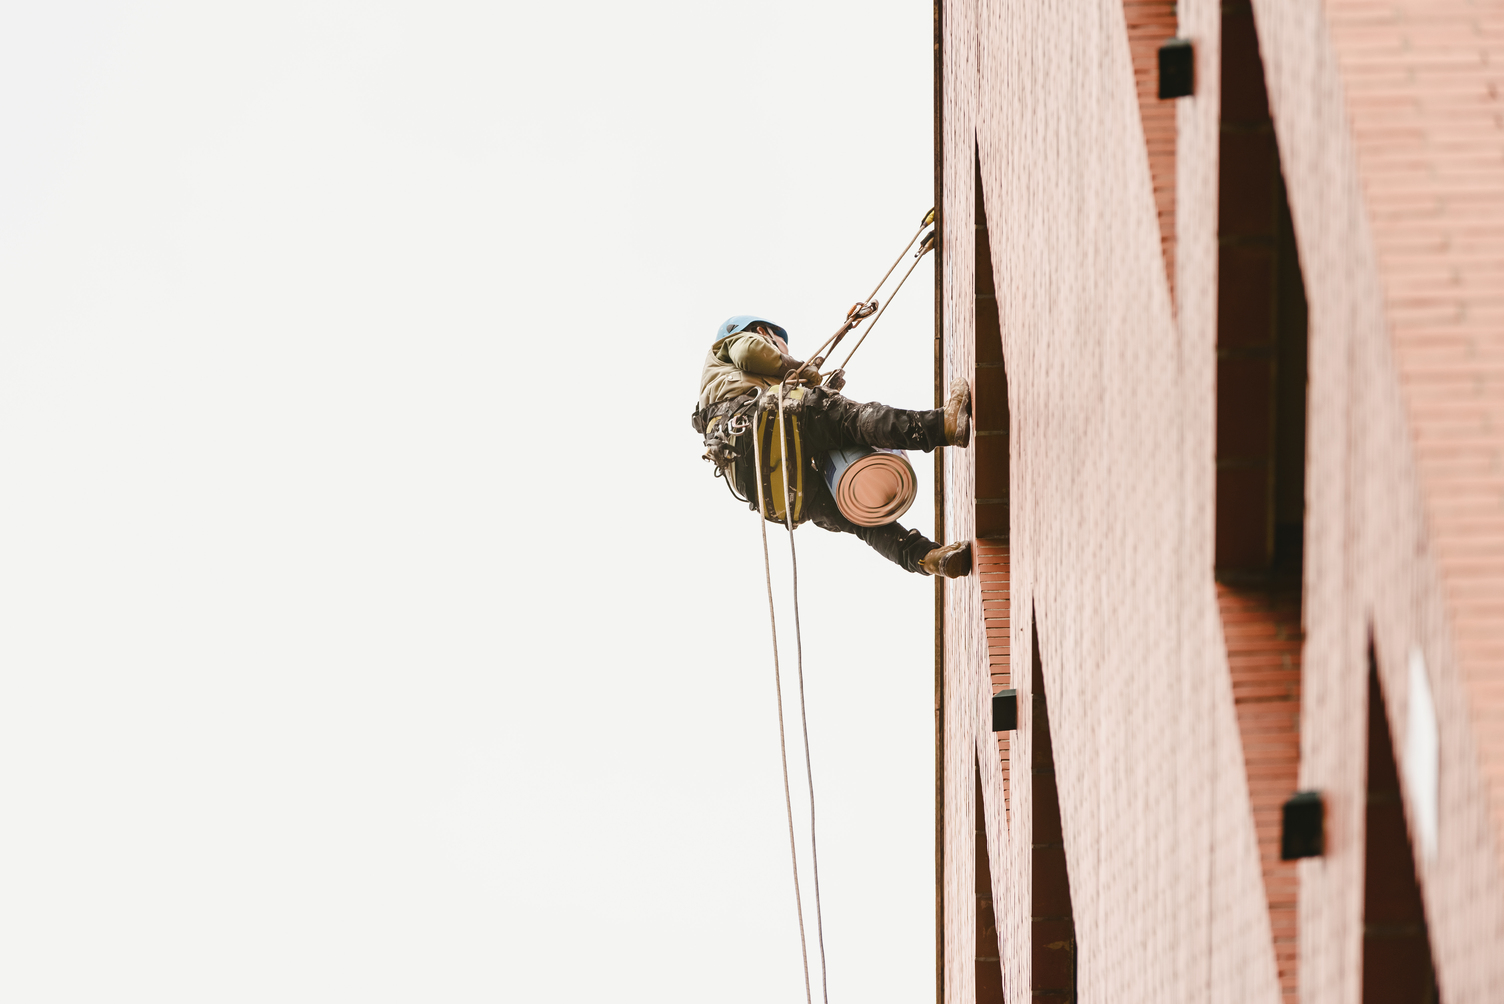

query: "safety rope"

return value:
[777, 386, 829, 1004]
[738, 209, 936, 1001]
[858, 215, 931, 310]
[750, 406, 816, 1004]
[790, 208, 936, 389]
[831, 231, 934, 374]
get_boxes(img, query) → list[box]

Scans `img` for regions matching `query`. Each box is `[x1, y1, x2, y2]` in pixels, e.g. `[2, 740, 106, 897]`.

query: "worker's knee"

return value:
[807, 508, 850, 535]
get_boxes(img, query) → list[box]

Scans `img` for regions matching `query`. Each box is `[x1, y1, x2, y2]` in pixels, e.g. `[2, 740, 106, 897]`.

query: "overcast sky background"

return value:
[0, 2, 939, 1000]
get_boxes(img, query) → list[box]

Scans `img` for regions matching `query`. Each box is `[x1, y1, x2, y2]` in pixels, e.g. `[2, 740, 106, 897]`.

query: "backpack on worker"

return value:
[697, 388, 809, 525]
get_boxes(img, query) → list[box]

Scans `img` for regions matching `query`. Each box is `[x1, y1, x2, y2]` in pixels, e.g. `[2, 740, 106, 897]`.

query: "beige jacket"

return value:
[697, 330, 795, 411]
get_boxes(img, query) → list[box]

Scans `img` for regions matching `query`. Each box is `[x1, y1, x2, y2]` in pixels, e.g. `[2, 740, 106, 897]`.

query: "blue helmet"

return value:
[715, 315, 789, 346]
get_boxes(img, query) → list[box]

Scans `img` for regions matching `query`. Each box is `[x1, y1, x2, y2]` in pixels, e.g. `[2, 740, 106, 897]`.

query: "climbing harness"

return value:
[704, 391, 808, 523]
[740, 209, 937, 1000]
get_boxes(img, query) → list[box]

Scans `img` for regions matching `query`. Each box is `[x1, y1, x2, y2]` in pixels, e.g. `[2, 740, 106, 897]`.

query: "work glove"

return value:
[778, 355, 821, 385]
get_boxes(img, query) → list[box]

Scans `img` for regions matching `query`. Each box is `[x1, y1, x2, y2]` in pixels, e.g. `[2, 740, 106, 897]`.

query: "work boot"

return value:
[944, 378, 972, 447]
[920, 540, 973, 578]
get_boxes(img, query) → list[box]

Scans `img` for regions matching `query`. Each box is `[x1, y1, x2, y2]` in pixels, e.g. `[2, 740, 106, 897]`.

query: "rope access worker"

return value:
[693, 314, 974, 578]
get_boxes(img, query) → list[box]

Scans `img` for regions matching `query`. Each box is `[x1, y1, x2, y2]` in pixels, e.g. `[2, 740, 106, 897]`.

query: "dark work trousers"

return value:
[794, 386, 949, 455]
[784, 387, 945, 574]
[802, 480, 938, 573]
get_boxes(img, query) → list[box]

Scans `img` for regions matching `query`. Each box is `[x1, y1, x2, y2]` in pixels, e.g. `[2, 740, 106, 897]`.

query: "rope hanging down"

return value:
[748, 209, 936, 1001]
[777, 386, 828, 1004]
[750, 399, 820, 1004]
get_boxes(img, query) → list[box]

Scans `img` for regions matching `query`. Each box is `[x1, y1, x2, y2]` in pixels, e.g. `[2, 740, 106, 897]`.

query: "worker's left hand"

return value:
[785, 362, 821, 387]
[779, 355, 820, 384]
[792, 355, 825, 385]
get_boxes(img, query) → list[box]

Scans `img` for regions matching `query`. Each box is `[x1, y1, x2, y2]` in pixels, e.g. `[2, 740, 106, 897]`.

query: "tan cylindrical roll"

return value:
[829, 448, 917, 527]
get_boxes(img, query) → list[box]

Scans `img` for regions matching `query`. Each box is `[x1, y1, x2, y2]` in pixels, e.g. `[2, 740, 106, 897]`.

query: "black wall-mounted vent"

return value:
[1281, 791, 1325, 860]
[991, 689, 1017, 732]
[1159, 39, 1195, 99]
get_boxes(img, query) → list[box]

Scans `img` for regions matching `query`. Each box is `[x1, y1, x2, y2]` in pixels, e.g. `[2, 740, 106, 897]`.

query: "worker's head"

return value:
[715, 315, 789, 347]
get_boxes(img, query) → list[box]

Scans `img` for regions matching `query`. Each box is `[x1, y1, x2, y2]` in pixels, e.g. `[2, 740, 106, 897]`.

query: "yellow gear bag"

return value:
[751, 387, 807, 525]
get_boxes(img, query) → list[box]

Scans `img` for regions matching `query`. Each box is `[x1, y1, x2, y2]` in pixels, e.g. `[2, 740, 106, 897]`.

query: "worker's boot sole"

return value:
[921, 540, 973, 578]
[944, 378, 972, 448]
[937, 541, 973, 578]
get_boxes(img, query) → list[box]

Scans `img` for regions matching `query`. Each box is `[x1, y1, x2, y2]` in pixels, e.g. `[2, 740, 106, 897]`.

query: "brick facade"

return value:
[936, 0, 1504, 1000]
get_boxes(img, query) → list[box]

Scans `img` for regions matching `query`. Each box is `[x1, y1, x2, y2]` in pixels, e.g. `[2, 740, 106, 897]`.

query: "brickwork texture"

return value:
[937, 0, 1504, 1000]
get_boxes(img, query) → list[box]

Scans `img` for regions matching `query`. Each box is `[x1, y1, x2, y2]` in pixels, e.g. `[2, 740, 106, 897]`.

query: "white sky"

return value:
[0, 2, 939, 1000]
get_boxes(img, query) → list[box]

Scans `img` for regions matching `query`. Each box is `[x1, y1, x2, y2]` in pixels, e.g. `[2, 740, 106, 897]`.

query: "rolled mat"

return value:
[823, 446, 918, 527]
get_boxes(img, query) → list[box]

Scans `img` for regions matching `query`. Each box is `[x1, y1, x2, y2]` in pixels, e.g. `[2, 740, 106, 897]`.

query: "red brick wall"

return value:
[1244, 0, 1504, 998]
[944, 0, 1283, 996]
[978, 541, 1010, 818]
[943, 0, 1504, 998]
[1324, 0, 1504, 882]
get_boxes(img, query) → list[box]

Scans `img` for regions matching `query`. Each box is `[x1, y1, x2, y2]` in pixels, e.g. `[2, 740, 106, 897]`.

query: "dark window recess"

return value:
[1032, 625, 1077, 1004]
[1215, 10, 1311, 1002]
[1363, 653, 1441, 1004]
[973, 152, 1010, 542]
[975, 147, 1015, 822]
[1280, 791, 1324, 860]
[1158, 39, 1194, 99]
[992, 689, 1018, 732]
[975, 764, 1004, 1004]
[1214, 1, 1308, 586]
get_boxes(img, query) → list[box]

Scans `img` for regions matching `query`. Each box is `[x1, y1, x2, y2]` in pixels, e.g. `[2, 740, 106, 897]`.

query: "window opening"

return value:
[1363, 651, 1441, 1004]
[1032, 623, 1077, 1004]
[975, 761, 1004, 1004]
[1215, 1, 1307, 583]
[974, 150, 1013, 823]
[1215, 6, 1309, 1000]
